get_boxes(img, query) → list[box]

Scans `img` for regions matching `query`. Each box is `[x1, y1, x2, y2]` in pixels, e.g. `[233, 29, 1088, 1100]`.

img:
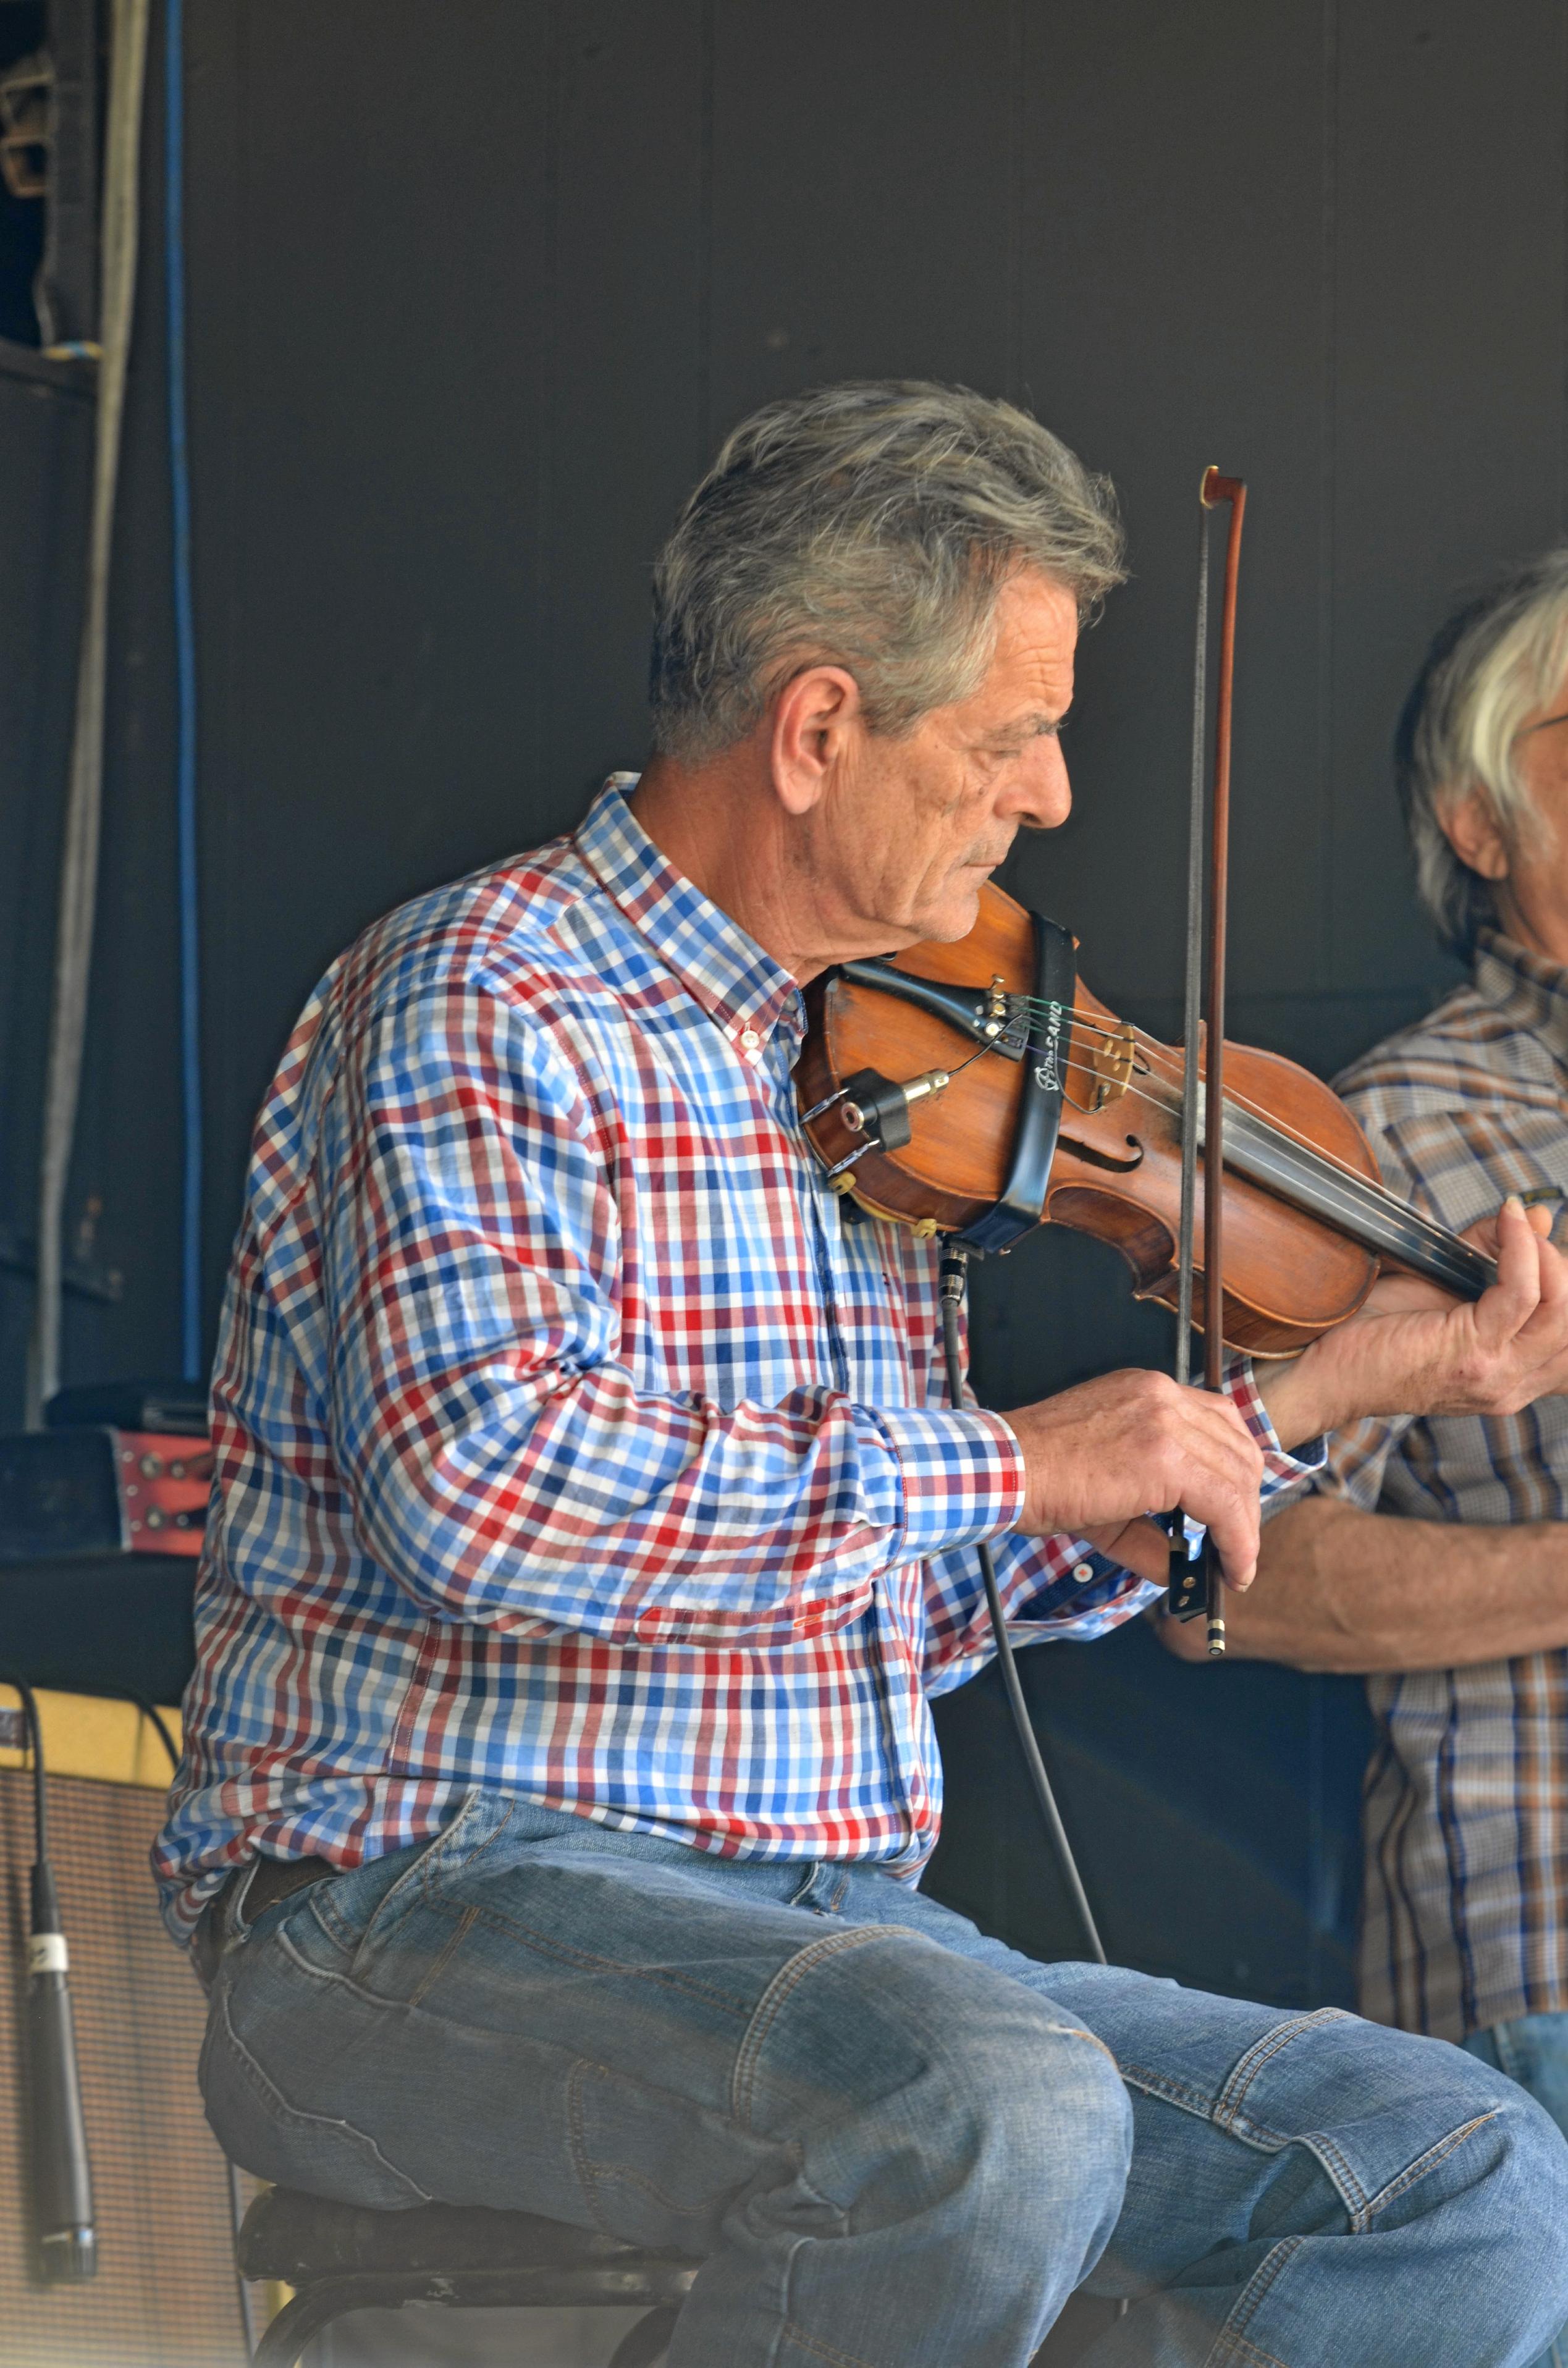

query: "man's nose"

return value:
[1005, 735, 1073, 831]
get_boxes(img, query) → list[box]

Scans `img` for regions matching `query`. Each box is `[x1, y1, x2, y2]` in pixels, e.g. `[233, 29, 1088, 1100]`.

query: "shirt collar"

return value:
[1472, 926, 1568, 1071]
[574, 775, 805, 1047]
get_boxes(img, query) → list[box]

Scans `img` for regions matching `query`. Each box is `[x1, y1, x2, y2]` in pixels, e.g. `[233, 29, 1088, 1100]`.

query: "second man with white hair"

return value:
[1166, 550, 1568, 2368]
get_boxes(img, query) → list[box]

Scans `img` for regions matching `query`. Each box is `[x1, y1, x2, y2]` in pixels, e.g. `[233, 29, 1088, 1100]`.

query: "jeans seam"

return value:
[1048, 2023, 1120, 2067]
[1117, 2065, 1218, 2120]
[462, 1897, 757, 2019]
[211, 1978, 432, 2201]
[1207, 2334, 1291, 2368]
[311, 1882, 363, 1952]
[565, 2056, 596, 2226]
[405, 1903, 478, 2010]
[276, 1895, 756, 2041]
[731, 1926, 919, 2132]
[271, 1917, 446, 2012]
[1294, 2131, 1365, 2214]
[1356, 2109, 1501, 2230]
[780, 2317, 880, 2368]
[1205, 2235, 1300, 2367]
[351, 1795, 516, 1961]
[565, 2054, 759, 2239]
[424, 1793, 516, 1893]
[1118, 2048, 1378, 2228]
[1212, 2010, 1353, 2129]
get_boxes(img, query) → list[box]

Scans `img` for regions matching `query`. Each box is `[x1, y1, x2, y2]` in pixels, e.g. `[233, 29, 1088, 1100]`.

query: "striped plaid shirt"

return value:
[1318, 929, 1568, 2041]
[155, 777, 1310, 1942]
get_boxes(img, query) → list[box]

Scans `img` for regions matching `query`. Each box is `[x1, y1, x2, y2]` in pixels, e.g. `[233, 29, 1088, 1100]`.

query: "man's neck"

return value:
[1493, 881, 1568, 974]
[630, 751, 842, 985]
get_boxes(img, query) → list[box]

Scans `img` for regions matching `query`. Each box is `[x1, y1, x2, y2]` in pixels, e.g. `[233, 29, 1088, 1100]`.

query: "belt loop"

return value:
[790, 1861, 846, 1915]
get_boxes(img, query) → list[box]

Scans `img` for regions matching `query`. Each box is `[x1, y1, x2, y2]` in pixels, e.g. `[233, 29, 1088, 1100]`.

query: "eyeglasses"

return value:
[1514, 709, 1568, 742]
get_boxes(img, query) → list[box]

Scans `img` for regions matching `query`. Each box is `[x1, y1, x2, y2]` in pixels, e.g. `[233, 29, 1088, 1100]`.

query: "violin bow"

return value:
[1167, 466, 1246, 1656]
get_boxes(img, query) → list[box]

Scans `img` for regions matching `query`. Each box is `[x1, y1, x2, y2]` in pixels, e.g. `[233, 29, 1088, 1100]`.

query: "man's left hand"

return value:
[1256, 1195, 1568, 1449]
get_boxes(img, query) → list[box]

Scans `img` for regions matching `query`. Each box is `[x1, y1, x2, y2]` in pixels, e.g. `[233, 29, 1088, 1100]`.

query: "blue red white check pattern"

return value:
[155, 779, 1311, 1939]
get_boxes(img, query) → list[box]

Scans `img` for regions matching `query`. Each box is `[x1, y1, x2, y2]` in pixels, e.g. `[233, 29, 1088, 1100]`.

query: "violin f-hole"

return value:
[1056, 1131, 1144, 1174]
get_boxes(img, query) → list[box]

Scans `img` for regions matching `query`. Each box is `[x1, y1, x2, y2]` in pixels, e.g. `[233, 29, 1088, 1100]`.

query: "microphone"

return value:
[28, 1864, 95, 2280]
[7, 1681, 95, 2281]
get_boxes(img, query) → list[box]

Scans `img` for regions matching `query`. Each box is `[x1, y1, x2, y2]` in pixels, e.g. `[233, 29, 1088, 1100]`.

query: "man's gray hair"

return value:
[649, 380, 1125, 764]
[1398, 549, 1568, 956]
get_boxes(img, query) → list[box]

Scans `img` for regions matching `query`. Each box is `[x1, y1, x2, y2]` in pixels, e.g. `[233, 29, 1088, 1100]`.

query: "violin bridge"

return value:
[1089, 1022, 1137, 1111]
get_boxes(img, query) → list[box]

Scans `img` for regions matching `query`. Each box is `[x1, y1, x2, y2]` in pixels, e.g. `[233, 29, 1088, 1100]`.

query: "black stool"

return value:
[237, 2185, 698, 2366]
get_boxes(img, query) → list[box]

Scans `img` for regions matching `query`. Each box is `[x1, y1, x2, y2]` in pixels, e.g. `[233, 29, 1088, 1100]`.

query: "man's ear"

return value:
[1439, 786, 1511, 882]
[769, 665, 862, 817]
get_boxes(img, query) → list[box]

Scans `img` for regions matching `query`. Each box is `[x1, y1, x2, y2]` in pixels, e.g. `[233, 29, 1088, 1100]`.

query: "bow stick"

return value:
[1167, 466, 1246, 1657]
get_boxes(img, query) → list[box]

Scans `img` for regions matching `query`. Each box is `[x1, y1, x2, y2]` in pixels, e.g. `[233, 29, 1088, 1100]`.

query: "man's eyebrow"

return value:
[990, 709, 1069, 743]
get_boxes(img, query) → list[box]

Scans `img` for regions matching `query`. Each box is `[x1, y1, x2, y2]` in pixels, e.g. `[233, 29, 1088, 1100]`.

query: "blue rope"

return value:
[165, 0, 201, 1380]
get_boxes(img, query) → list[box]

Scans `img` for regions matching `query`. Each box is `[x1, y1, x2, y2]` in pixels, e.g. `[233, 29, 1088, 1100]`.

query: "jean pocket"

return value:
[200, 1955, 433, 2206]
[310, 1791, 514, 1972]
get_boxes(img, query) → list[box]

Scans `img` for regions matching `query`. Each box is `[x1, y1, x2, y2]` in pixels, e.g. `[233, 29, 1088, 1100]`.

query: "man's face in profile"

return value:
[815, 569, 1079, 953]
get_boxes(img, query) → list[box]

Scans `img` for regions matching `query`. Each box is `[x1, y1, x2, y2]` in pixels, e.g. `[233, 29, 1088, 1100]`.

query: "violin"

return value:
[797, 876, 1494, 1359]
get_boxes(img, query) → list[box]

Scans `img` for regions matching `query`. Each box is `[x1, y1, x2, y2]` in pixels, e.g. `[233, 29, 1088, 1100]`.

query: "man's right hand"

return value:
[1003, 1368, 1265, 1591]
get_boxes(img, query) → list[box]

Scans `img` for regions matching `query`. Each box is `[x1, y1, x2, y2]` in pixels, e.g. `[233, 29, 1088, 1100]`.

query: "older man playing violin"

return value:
[1166, 550, 1568, 2368]
[162, 384, 1568, 2368]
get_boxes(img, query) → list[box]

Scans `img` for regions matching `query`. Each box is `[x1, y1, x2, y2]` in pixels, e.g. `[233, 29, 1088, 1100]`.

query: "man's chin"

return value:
[917, 879, 988, 945]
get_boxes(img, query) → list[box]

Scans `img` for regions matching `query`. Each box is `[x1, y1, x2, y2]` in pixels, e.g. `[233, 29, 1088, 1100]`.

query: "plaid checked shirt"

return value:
[1320, 928, 1568, 2041]
[155, 778, 1311, 1942]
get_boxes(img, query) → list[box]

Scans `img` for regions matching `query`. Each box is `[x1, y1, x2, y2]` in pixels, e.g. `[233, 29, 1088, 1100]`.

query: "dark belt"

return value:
[192, 1853, 335, 1990]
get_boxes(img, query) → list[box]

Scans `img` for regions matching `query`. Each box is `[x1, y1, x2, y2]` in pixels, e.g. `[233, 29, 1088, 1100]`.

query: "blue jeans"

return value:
[1465, 2015, 1568, 2368]
[200, 1793, 1568, 2367]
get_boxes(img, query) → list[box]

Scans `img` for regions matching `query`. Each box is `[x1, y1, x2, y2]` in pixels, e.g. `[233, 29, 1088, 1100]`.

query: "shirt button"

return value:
[740, 1027, 761, 1048]
[1073, 1562, 1094, 1584]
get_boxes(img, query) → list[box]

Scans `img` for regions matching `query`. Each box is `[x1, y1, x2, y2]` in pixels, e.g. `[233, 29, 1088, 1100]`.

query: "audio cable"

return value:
[937, 1245, 1106, 1966]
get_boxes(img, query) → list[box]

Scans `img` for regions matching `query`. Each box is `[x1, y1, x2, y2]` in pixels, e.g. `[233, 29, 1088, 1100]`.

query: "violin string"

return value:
[816, 987, 1474, 1259]
[998, 990, 1381, 1195]
[1009, 1000, 1153, 1066]
[950, 980, 1457, 1239]
[851, 980, 1415, 1228]
[1042, 1024, 1474, 1249]
[1008, 997, 1428, 1211]
[906, 990, 1376, 1200]
[988, 985, 1422, 1227]
[1116, 1024, 1448, 1229]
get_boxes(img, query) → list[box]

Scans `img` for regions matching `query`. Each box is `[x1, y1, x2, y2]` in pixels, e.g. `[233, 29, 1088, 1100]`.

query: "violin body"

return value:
[799, 880, 1383, 1358]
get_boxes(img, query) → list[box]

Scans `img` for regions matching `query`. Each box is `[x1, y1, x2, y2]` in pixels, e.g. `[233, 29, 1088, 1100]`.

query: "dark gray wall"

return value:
[6, 0, 1567, 1995]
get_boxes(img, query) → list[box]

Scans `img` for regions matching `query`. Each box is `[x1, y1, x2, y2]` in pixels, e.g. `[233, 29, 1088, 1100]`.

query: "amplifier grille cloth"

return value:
[0, 1768, 247, 2366]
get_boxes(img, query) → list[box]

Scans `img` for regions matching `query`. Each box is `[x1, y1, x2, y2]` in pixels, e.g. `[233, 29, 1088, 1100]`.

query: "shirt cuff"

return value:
[859, 1403, 1026, 1561]
[1222, 1357, 1329, 1496]
[1003, 1362, 1327, 1617]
